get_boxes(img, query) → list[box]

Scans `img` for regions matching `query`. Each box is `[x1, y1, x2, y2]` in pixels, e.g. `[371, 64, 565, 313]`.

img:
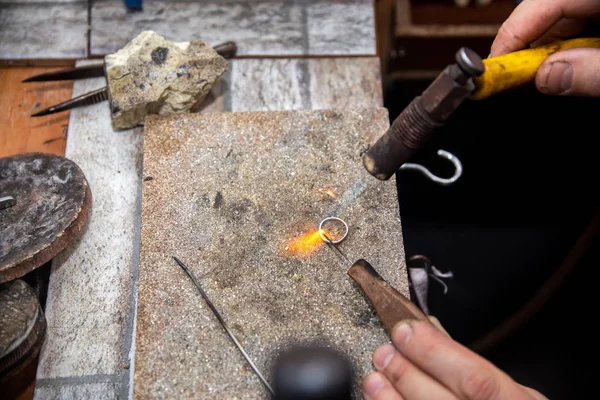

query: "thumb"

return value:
[536, 47, 600, 96]
[427, 315, 451, 337]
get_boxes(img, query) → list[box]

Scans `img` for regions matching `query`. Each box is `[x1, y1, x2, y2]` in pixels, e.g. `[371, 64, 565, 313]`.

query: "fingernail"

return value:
[373, 343, 395, 370]
[393, 322, 413, 345]
[363, 373, 385, 397]
[544, 62, 573, 94]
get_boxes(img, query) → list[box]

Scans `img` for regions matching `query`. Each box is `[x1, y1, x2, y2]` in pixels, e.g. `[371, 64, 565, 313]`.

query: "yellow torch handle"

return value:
[471, 37, 600, 100]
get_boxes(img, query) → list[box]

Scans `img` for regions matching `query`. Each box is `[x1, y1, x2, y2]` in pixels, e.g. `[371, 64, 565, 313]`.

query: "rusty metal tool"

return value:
[320, 227, 429, 336]
[348, 260, 430, 336]
[30, 87, 109, 118]
[24, 41, 237, 118]
[363, 37, 600, 181]
[173, 256, 275, 396]
[1, 153, 91, 284]
[362, 47, 484, 181]
[0, 279, 46, 382]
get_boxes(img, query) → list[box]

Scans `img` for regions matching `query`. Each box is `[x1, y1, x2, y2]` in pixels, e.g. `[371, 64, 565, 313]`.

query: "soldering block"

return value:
[104, 30, 227, 130]
[136, 109, 408, 398]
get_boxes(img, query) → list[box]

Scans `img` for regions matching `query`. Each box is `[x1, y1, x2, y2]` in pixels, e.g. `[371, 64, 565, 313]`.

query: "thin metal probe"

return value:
[173, 256, 275, 396]
[321, 232, 351, 264]
[22, 64, 106, 83]
[31, 87, 109, 117]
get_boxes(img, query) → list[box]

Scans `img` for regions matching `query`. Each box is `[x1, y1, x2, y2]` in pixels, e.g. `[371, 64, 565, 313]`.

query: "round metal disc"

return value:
[0, 153, 92, 283]
[0, 279, 46, 381]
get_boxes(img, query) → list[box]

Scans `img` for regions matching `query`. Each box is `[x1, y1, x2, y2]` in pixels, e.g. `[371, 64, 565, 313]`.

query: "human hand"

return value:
[490, 0, 600, 96]
[362, 318, 547, 400]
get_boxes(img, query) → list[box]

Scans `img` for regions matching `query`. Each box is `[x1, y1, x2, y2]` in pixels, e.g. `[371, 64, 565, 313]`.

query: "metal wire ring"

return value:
[319, 217, 349, 244]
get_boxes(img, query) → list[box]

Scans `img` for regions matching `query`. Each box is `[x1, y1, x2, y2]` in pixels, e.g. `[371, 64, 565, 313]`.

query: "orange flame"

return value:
[284, 229, 325, 257]
[316, 187, 338, 199]
[321, 189, 337, 199]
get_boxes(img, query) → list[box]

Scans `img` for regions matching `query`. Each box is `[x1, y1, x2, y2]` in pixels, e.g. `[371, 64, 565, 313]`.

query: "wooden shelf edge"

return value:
[391, 69, 441, 80]
[396, 24, 500, 38]
[0, 59, 77, 67]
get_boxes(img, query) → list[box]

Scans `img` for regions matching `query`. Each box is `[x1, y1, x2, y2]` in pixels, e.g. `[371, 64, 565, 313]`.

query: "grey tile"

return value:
[35, 380, 120, 400]
[306, 0, 376, 55]
[91, 1, 304, 56]
[36, 60, 142, 379]
[229, 57, 382, 112]
[0, 3, 88, 59]
[230, 58, 307, 112]
[136, 109, 406, 398]
[0, 0, 84, 3]
[307, 57, 383, 109]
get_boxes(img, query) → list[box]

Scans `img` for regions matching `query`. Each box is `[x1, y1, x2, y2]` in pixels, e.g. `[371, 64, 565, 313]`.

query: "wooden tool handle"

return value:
[472, 37, 600, 100]
[348, 259, 430, 336]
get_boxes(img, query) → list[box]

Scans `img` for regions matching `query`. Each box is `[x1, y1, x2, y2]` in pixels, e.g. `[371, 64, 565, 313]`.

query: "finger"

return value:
[536, 47, 600, 96]
[530, 18, 586, 47]
[521, 385, 549, 400]
[392, 321, 534, 400]
[490, 0, 600, 56]
[363, 372, 405, 400]
[428, 315, 451, 337]
[373, 343, 458, 400]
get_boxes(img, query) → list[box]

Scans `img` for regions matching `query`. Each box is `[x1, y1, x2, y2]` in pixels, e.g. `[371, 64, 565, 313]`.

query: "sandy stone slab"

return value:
[136, 108, 407, 398]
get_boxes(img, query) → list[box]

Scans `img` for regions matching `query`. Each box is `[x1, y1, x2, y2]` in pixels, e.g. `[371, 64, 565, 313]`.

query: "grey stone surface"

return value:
[104, 31, 228, 129]
[136, 109, 406, 398]
[35, 381, 120, 400]
[229, 57, 382, 112]
[36, 60, 142, 383]
[230, 58, 308, 112]
[0, 0, 82, 3]
[306, 1, 376, 55]
[0, 2, 88, 60]
[91, 1, 304, 56]
[90, 0, 376, 57]
[307, 57, 383, 109]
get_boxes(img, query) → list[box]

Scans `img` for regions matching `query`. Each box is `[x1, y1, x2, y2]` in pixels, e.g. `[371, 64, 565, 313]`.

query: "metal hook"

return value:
[398, 149, 463, 186]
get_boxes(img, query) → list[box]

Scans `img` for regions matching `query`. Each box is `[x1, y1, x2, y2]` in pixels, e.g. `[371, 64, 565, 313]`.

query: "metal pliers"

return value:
[23, 41, 237, 117]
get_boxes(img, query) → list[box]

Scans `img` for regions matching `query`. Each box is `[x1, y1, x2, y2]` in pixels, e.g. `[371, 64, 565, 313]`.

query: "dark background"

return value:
[385, 80, 599, 399]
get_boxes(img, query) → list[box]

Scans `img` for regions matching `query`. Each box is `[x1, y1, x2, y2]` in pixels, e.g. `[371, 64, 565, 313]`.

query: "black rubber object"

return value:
[272, 344, 353, 400]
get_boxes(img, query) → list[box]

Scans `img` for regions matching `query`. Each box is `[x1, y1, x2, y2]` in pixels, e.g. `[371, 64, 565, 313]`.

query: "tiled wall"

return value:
[1, 0, 376, 60]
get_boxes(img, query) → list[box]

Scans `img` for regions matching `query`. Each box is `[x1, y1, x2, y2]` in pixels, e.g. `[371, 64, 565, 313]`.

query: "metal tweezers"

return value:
[23, 41, 237, 117]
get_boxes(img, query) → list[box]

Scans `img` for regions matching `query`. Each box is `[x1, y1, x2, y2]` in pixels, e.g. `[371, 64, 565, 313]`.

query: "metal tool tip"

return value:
[173, 256, 189, 271]
[30, 110, 49, 117]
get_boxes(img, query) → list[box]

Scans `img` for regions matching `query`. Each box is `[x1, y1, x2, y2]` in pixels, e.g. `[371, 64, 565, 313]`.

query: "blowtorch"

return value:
[362, 37, 600, 180]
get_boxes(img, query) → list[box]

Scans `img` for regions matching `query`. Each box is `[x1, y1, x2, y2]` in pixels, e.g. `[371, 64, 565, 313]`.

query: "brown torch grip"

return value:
[348, 259, 430, 336]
